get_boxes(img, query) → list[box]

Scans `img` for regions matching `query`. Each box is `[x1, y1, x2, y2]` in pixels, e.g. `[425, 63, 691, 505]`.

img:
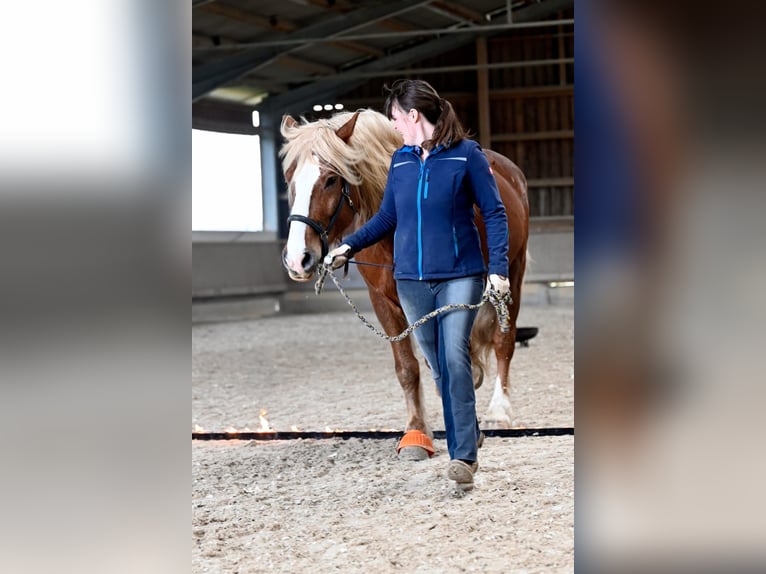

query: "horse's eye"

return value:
[324, 176, 337, 189]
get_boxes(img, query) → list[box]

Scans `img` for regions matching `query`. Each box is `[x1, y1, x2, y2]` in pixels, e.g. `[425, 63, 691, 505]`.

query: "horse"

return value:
[280, 109, 529, 459]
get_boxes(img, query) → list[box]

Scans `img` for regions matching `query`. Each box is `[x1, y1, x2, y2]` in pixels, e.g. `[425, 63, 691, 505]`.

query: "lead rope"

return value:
[315, 264, 512, 342]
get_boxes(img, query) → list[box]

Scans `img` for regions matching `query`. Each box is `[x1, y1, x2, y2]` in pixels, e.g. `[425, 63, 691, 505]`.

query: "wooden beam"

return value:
[192, 32, 239, 48]
[277, 54, 336, 75]
[526, 177, 574, 187]
[476, 38, 491, 149]
[557, 10, 567, 85]
[298, 0, 354, 11]
[431, 0, 485, 24]
[200, 3, 298, 33]
[330, 40, 385, 58]
[376, 18, 421, 33]
[238, 76, 290, 94]
[193, 0, 432, 100]
[491, 85, 574, 98]
[492, 130, 574, 142]
[298, 0, 421, 35]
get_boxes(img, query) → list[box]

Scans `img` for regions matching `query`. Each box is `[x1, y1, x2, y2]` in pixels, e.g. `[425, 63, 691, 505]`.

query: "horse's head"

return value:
[281, 112, 361, 281]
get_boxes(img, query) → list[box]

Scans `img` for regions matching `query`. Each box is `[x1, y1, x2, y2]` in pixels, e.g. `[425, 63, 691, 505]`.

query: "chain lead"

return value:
[314, 264, 512, 341]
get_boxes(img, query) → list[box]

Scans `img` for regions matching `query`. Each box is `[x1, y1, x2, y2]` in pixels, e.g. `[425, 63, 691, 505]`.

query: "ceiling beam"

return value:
[238, 76, 290, 94]
[192, 0, 430, 101]
[192, 32, 239, 48]
[429, 1, 485, 24]
[289, 0, 423, 34]
[195, 18, 573, 51]
[258, 0, 574, 115]
[271, 57, 575, 84]
[200, 2, 298, 33]
[276, 54, 336, 75]
[331, 39, 385, 58]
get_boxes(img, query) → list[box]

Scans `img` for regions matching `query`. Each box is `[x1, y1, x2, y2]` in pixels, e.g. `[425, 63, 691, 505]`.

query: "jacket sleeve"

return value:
[342, 159, 398, 253]
[467, 144, 509, 277]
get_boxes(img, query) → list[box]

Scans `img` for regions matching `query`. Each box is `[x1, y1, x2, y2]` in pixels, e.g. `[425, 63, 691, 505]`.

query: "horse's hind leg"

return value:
[484, 329, 515, 427]
[484, 254, 525, 427]
[367, 292, 431, 460]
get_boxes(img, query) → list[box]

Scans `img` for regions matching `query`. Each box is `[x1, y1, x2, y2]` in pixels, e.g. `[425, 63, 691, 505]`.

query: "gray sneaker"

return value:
[447, 460, 479, 490]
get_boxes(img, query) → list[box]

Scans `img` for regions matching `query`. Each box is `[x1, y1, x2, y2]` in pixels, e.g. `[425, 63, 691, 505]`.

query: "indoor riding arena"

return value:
[193, 1, 574, 572]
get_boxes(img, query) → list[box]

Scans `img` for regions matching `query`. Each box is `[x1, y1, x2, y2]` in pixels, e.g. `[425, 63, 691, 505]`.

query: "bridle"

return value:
[286, 179, 356, 259]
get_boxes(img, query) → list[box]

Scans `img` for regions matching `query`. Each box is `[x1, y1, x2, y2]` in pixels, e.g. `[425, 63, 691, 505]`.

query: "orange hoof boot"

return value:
[396, 430, 434, 460]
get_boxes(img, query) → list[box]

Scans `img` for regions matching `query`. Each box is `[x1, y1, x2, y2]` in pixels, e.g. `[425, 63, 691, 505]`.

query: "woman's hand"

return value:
[486, 274, 510, 295]
[323, 244, 352, 269]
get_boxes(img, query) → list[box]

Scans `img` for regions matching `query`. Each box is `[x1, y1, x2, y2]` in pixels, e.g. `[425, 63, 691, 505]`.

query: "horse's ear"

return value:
[281, 115, 298, 134]
[335, 111, 360, 144]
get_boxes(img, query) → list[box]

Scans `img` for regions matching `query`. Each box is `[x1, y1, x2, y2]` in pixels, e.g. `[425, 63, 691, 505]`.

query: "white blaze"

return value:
[285, 161, 320, 271]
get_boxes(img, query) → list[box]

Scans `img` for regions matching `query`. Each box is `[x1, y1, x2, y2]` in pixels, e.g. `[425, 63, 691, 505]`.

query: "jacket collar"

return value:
[401, 141, 451, 158]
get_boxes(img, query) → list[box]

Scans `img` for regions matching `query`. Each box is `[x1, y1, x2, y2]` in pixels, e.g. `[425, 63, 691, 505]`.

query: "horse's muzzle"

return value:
[282, 247, 317, 281]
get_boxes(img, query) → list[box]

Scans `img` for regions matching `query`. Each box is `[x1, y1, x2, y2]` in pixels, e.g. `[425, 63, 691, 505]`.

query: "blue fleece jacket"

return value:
[343, 139, 509, 280]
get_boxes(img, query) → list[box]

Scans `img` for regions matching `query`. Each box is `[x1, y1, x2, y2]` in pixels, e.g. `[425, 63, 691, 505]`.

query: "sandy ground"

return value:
[193, 303, 573, 573]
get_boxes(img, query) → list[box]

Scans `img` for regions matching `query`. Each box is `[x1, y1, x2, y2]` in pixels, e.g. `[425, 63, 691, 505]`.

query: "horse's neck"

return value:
[349, 185, 383, 234]
[347, 214, 369, 235]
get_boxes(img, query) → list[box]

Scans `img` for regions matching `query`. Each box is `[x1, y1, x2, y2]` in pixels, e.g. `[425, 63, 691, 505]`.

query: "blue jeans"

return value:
[396, 275, 484, 462]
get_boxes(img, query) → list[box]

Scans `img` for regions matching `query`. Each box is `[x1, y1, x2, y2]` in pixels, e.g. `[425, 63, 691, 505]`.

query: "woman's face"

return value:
[389, 104, 419, 146]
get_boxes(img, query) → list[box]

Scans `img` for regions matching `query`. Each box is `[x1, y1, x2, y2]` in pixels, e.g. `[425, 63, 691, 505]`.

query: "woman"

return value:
[325, 79, 510, 489]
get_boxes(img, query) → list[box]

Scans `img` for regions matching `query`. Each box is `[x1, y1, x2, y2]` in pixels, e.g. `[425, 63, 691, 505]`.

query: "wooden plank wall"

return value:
[487, 22, 574, 218]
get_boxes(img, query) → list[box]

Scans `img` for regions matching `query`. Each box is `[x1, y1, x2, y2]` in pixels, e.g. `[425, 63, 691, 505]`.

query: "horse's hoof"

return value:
[396, 430, 434, 460]
[398, 446, 431, 460]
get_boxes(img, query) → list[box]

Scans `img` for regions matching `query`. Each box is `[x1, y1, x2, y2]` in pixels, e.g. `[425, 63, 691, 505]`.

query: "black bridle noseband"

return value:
[286, 180, 356, 258]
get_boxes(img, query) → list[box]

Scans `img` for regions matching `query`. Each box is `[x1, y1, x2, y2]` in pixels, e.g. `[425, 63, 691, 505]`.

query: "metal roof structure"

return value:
[193, 0, 573, 118]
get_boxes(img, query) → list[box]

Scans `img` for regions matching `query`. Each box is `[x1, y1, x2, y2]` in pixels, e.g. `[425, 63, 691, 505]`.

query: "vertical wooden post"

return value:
[476, 37, 491, 149]
[557, 10, 567, 86]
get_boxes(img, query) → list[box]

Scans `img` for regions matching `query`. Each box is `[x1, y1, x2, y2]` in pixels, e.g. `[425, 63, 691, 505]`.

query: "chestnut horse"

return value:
[280, 109, 529, 459]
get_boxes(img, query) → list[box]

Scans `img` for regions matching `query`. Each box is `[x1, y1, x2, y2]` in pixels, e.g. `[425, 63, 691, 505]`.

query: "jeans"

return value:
[396, 275, 484, 462]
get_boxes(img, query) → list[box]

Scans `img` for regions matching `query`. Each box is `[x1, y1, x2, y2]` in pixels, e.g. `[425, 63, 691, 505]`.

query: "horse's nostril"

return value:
[301, 251, 315, 272]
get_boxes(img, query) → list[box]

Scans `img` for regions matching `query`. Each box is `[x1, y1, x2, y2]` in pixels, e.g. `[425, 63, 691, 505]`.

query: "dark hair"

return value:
[383, 79, 469, 150]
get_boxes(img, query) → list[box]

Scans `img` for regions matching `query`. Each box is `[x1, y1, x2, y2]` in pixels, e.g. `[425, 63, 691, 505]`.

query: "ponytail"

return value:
[428, 98, 469, 150]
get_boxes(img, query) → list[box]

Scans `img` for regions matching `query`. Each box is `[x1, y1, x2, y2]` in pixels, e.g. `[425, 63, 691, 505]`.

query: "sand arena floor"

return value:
[193, 303, 573, 573]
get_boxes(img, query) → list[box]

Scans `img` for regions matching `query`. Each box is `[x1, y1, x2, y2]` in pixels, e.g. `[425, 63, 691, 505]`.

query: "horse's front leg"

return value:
[367, 290, 433, 460]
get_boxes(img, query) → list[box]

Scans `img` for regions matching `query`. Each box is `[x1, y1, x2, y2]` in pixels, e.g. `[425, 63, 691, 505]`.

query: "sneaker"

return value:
[447, 459, 479, 490]
[477, 431, 485, 449]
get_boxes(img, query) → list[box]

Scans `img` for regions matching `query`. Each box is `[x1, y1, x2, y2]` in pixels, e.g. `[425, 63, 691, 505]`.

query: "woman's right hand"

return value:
[323, 244, 352, 269]
[486, 273, 510, 295]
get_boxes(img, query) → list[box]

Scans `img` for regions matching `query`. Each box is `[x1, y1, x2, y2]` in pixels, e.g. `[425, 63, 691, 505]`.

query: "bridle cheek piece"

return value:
[286, 180, 355, 259]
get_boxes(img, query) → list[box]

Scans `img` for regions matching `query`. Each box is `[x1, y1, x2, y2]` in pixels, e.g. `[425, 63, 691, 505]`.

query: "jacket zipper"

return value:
[416, 158, 425, 279]
[453, 226, 459, 258]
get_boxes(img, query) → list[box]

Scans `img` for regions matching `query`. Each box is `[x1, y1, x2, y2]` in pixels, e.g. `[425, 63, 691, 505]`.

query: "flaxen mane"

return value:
[280, 109, 403, 221]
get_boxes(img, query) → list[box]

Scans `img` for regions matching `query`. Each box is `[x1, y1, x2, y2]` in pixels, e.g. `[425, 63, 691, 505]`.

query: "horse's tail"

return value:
[470, 247, 531, 389]
[524, 248, 533, 282]
[470, 302, 496, 390]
